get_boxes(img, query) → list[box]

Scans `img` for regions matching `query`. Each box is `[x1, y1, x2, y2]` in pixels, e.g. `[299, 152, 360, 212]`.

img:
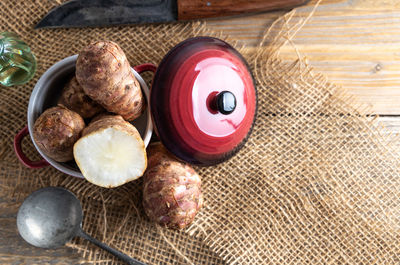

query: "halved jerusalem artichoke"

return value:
[73, 115, 147, 188]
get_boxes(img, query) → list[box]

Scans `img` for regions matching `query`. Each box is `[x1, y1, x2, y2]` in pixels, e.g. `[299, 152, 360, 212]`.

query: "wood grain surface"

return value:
[3, 0, 400, 264]
[206, 0, 400, 115]
[177, 0, 308, 20]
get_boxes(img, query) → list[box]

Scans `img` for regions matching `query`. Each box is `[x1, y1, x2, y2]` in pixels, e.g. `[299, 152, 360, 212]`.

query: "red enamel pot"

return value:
[145, 36, 257, 166]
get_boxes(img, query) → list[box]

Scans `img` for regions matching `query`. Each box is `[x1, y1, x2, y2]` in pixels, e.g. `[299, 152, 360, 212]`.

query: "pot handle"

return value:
[14, 126, 49, 169]
[134, 63, 157, 74]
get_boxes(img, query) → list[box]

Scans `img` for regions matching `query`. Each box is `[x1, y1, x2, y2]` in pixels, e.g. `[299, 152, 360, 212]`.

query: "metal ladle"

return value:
[17, 186, 146, 265]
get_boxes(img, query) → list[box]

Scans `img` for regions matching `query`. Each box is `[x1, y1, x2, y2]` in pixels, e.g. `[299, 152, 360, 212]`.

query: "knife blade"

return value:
[35, 0, 309, 29]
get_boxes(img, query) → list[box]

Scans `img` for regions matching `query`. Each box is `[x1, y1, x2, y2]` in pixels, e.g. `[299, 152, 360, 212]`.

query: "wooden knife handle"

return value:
[177, 0, 309, 20]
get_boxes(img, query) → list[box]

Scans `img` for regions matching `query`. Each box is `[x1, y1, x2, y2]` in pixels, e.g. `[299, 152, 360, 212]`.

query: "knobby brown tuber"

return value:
[76, 41, 145, 121]
[143, 143, 203, 229]
[58, 76, 104, 119]
[33, 105, 85, 162]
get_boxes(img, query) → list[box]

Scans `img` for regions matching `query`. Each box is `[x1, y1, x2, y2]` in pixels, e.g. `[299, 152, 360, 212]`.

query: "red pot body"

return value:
[150, 37, 257, 166]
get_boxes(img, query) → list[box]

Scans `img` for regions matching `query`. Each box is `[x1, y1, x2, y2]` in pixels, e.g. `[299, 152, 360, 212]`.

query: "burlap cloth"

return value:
[1, 1, 400, 264]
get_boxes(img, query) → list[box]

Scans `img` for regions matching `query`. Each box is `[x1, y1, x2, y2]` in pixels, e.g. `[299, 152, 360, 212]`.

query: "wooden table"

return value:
[2, 0, 400, 263]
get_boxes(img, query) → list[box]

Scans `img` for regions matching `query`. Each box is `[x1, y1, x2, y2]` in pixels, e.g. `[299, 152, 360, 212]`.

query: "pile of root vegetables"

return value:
[32, 41, 202, 229]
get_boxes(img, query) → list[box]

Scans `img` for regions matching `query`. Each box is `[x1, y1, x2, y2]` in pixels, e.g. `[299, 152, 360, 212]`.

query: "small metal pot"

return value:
[14, 55, 153, 178]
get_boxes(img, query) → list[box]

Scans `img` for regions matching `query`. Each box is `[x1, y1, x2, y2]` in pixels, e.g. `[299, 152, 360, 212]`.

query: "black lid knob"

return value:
[216, 91, 236, 115]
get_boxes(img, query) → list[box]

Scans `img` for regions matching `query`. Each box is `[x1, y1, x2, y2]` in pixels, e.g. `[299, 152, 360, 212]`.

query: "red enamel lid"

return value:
[150, 37, 257, 166]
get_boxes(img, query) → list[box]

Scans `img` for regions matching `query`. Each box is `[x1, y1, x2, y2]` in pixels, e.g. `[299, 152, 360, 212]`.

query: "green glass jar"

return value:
[0, 32, 36, 86]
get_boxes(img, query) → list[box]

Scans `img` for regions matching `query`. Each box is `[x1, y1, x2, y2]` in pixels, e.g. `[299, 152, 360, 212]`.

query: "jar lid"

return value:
[150, 37, 257, 166]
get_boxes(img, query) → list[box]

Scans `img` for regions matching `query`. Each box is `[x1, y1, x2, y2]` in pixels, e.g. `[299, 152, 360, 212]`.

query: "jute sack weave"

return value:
[0, 1, 399, 264]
